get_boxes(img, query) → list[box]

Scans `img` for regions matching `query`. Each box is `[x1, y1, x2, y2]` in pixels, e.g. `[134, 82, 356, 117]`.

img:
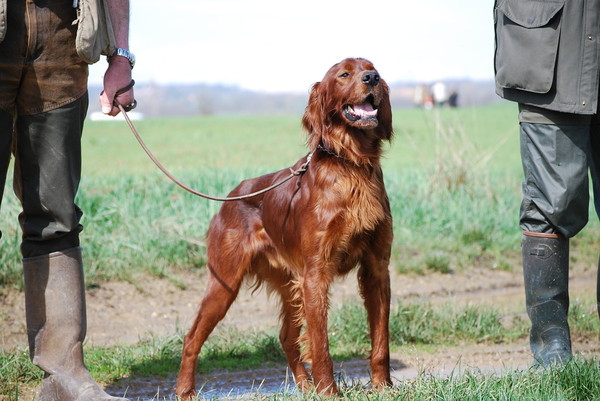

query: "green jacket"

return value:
[494, 0, 600, 115]
[0, 0, 116, 64]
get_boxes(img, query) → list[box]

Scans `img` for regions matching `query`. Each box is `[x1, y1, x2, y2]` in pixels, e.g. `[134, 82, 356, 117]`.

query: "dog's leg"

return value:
[176, 270, 244, 399]
[302, 270, 338, 395]
[358, 252, 392, 389]
[273, 278, 312, 391]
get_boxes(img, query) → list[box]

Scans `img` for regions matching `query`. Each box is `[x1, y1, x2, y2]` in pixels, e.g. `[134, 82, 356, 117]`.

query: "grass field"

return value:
[2, 102, 600, 400]
[79, 102, 522, 176]
[2, 101, 597, 284]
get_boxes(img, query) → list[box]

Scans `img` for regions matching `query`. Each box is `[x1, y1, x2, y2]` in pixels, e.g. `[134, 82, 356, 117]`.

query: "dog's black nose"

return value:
[362, 71, 380, 86]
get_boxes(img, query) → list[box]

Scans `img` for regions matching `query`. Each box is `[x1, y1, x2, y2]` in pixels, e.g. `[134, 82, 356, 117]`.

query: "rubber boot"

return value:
[522, 232, 572, 366]
[23, 247, 129, 401]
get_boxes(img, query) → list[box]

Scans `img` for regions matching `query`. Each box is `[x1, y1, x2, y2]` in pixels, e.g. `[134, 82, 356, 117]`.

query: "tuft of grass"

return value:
[388, 358, 600, 401]
[0, 347, 42, 396]
[330, 301, 528, 357]
[424, 252, 452, 274]
[389, 302, 526, 346]
[386, 169, 525, 275]
[569, 302, 600, 335]
[461, 227, 492, 251]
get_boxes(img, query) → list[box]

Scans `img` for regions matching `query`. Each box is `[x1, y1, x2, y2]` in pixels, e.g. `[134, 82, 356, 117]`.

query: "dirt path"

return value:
[2, 265, 599, 400]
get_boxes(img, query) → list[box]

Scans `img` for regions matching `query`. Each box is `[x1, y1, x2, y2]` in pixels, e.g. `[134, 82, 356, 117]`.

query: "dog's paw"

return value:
[175, 387, 196, 400]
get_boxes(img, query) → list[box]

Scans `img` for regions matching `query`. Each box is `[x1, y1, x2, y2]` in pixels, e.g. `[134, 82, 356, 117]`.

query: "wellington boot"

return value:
[522, 232, 572, 366]
[23, 247, 129, 401]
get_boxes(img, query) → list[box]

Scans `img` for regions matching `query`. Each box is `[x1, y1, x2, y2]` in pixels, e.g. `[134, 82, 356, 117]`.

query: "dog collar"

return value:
[317, 144, 346, 160]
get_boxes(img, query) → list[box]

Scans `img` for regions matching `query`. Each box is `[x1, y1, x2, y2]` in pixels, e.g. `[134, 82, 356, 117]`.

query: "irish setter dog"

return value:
[176, 57, 393, 398]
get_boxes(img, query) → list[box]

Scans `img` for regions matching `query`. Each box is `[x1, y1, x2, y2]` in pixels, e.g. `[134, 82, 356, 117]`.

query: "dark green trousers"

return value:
[519, 105, 600, 237]
[0, 95, 87, 257]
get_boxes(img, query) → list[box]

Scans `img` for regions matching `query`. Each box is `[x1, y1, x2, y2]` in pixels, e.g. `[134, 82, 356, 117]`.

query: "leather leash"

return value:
[112, 82, 312, 201]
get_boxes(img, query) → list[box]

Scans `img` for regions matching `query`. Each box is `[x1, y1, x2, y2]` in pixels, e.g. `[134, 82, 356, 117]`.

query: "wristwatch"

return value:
[107, 48, 135, 69]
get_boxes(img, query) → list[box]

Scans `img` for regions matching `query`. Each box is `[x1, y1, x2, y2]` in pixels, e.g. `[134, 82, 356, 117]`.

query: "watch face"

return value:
[113, 48, 135, 68]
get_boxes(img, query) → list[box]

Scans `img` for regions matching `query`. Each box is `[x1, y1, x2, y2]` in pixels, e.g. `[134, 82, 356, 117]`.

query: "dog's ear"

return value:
[376, 80, 393, 141]
[302, 82, 326, 149]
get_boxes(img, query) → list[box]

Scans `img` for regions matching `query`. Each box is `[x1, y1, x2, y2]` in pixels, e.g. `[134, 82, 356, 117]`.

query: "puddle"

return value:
[112, 367, 306, 400]
[109, 351, 535, 400]
[111, 360, 384, 400]
[112, 376, 297, 400]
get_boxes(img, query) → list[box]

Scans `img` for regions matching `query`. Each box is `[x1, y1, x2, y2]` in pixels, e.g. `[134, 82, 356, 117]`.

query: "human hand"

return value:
[100, 56, 135, 116]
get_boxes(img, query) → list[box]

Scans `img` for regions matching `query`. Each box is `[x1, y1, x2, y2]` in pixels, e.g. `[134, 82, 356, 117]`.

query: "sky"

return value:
[89, 0, 495, 93]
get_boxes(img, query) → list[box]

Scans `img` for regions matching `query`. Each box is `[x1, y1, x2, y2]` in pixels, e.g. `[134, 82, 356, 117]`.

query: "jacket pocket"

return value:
[495, 0, 564, 94]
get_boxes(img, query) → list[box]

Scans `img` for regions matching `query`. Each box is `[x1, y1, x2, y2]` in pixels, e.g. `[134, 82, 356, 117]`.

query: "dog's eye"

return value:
[339, 72, 350, 78]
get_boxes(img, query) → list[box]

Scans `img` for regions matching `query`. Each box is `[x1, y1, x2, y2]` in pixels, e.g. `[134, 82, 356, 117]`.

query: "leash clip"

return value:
[292, 150, 314, 175]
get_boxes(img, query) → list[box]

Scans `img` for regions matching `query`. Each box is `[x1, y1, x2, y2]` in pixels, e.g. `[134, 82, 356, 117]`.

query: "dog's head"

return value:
[302, 58, 393, 162]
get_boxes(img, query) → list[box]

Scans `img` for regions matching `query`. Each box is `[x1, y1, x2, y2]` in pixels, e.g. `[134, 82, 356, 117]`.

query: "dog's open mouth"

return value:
[343, 95, 378, 127]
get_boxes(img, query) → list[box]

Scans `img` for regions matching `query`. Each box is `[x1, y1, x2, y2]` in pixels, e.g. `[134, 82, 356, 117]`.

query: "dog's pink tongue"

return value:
[353, 102, 377, 117]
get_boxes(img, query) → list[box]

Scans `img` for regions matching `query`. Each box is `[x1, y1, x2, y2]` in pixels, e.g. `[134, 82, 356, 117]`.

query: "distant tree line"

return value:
[87, 79, 500, 118]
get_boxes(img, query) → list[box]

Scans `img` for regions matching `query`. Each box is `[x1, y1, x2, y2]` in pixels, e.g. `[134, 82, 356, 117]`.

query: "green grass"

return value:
[0, 167, 535, 286]
[79, 102, 522, 176]
[2, 102, 599, 284]
[329, 358, 600, 401]
[2, 298, 600, 399]
[80, 115, 308, 176]
[328, 302, 525, 356]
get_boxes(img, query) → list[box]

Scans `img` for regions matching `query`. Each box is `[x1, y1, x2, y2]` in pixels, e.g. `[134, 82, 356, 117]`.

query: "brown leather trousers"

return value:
[0, 0, 89, 257]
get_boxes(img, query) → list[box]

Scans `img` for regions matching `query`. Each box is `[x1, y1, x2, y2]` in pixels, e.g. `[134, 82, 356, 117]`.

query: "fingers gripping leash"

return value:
[114, 80, 137, 111]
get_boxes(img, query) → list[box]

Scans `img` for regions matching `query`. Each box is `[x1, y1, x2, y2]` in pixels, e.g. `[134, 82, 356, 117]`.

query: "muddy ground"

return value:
[2, 263, 599, 400]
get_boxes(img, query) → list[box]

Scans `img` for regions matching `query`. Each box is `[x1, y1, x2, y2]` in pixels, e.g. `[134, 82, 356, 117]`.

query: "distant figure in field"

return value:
[431, 81, 448, 107]
[448, 90, 459, 108]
